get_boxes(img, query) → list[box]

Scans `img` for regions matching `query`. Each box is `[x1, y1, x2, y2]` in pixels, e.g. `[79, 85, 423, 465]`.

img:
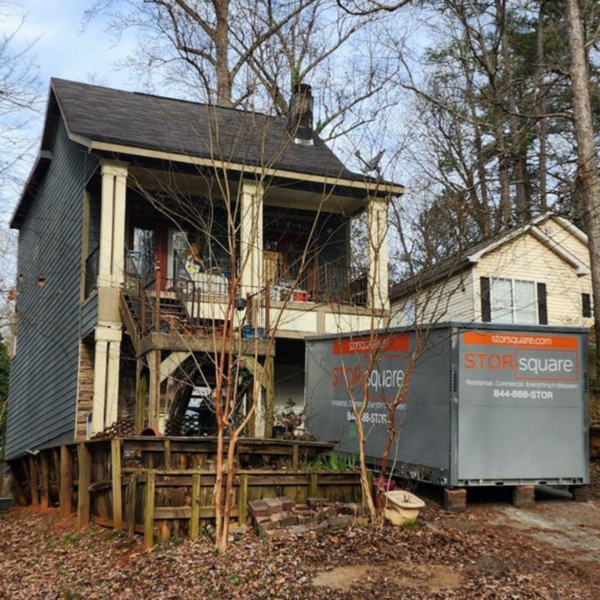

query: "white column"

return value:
[98, 161, 128, 288]
[367, 197, 390, 311]
[239, 180, 264, 296]
[91, 326, 123, 434]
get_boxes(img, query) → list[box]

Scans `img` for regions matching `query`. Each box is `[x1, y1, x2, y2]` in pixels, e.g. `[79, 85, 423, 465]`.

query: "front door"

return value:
[128, 218, 169, 289]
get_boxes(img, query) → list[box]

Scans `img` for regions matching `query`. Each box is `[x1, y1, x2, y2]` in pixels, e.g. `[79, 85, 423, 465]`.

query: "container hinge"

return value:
[584, 372, 589, 395]
[450, 367, 458, 394]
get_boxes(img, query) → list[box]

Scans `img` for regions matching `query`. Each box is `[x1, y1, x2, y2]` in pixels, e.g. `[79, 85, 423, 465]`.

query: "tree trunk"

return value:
[215, 0, 233, 106]
[497, 0, 528, 222]
[537, 1, 548, 210]
[564, 0, 600, 373]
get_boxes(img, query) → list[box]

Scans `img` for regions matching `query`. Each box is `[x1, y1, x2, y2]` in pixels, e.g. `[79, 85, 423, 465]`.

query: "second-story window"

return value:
[490, 278, 537, 324]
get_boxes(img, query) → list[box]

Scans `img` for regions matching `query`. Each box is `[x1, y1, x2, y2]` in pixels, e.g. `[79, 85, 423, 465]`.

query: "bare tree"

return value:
[564, 0, 600, 368]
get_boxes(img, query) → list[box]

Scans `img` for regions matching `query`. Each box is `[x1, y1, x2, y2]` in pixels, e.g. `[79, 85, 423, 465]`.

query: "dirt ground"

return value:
[0, 463, 599, 600]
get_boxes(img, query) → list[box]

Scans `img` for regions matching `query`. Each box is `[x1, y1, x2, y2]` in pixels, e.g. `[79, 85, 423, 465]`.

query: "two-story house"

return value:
[5, 79, 402, 459]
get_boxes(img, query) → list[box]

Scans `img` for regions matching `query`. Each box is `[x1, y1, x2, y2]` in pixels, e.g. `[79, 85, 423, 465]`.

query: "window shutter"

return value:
[582, 293, 592, 318]
[480, 277, 491, 322]
[537, 283, 548, 325]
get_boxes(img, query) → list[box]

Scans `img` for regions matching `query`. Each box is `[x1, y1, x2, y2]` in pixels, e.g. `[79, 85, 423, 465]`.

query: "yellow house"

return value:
[390, 213, 593, 328]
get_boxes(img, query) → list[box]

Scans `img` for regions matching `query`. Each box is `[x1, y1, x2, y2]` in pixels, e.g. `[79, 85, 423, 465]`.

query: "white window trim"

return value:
[490, 277, 538, 325]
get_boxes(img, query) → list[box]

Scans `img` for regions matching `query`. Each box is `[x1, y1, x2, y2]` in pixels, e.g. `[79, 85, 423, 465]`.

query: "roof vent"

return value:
[287, 83, 314, 146]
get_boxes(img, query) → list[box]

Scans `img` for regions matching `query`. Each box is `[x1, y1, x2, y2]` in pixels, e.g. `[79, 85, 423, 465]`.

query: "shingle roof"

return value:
[51, 78, 364, 181]
[389, 213, 566, 301]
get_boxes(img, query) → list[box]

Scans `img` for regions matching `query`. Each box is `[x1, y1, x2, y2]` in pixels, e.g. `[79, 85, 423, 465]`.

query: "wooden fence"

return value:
[8, 437, 364, 547]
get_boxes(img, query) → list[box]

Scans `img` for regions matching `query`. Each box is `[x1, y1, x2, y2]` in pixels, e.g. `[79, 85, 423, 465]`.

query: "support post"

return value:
[29, 456, 39, 508]
[40, 452, 49, 510]
[111, 439, 123, 530]
[238, 473, 248, 526]
[148, 350, 161, 430]
[77, 444, 92, 528]
[163, 439, 172, 470]
[135, 360, 147, 434]
[264, 357, 275, 438]
[239, 180, 264, 297]
[309, 473, 318, 498]
[366, 197, 389, 311]
[127, 474, 138, 538]
[190, 474, 201, 540]
[60, 446, 73, 518]
[144, 472, 156, 549]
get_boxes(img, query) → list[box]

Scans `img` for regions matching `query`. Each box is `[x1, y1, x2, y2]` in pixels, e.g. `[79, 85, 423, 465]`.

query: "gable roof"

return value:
[11, 78, 404, 229]
[390, 213, 589, 302]
[51, 79, 364, 180]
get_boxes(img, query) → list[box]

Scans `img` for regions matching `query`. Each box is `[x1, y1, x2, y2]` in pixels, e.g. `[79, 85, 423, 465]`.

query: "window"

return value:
[582, 293, 593, 318]
[404, 298, 416, 324]
[489, 278, 538, 324]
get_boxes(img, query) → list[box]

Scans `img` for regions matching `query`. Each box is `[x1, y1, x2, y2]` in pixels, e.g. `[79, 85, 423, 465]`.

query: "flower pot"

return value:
[383, 490, 425, 526]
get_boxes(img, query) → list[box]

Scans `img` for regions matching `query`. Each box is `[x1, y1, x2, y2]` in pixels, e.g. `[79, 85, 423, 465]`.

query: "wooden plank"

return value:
[154, 506, 238, 519]
[111, 439, 123, 531]
[127, 474, 138, 539]
[77, 444, 92, 528]
[238, 473, 248, 526]
[144, 472, 156, 549]
[309, 473, 318, 497]
[163, 439, 172, 470]
[60, 446, 73, 518]
[29, 456, 39, 507]
[189, 474, 200, 540]
[40, 452, 50, 509]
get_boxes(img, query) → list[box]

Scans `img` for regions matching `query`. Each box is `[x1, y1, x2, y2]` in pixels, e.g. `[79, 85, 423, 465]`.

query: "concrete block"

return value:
[570, 486, 589, 503]
[277, 496, 294, 511]
[444, 488, 467, 513]
[512, 485, 535, 508]
[249, 499, 269, 518]
[263, 497, 283, 515]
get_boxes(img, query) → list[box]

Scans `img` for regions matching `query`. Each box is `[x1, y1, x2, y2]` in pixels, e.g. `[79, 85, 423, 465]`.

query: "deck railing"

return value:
[7, 437, 364, 548]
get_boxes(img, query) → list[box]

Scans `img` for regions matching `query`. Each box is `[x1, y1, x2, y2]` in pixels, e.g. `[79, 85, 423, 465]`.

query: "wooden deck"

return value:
[8, 437, 363, 547]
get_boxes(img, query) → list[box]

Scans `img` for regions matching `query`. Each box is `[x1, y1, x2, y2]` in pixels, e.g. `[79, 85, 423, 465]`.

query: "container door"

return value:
[456, 329, 587, 485]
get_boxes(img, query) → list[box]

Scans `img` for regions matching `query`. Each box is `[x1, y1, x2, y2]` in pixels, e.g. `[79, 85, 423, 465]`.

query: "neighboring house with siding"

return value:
[390, 213, 593, 329]
[6, 79, 402, 459]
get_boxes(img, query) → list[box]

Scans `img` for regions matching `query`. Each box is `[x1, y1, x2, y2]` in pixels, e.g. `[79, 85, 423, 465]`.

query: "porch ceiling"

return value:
[127, 167, 369, 215]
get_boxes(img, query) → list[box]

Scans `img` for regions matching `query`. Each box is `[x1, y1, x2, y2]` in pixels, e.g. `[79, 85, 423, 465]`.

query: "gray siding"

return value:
[6, 120, 98, 458]
[80, 294, 98, 339]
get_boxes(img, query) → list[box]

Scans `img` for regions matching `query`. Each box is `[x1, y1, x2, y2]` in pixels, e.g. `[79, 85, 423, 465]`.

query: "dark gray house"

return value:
[6, 79, 402, 459]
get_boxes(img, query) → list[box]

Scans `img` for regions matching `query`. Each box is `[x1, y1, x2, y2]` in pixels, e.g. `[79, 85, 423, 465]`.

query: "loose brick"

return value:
[263, 497, 283, 515]
[512, 485, 535, 509]
[278, 512, 298, 527]
[277, 496, 294, 511]
[444, 488, 467, 513]
[263, 528, 288, 540]
[327, 515, 353, 528]
[249, 499, 269, 518]
[308, 497, 329, 509]
[340, 502, 368, 517]
[297, 514, 314, 525]
[316, 506, 337, 522]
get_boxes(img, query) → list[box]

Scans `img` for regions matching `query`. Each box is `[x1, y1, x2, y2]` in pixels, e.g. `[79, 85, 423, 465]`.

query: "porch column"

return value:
[91, 325, 123, 434]
[239, 180, 264, 296]
[367, 197, 389, 311]
[92, 160, 128, 434]
[98, 160, 128, 288]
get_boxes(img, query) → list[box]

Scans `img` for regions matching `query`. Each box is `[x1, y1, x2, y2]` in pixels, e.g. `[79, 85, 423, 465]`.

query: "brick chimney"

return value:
[287, 83, 314, 145]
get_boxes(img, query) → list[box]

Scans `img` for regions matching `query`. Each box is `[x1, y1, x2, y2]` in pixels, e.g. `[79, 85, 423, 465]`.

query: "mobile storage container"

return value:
[305, 323, 590, 487]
